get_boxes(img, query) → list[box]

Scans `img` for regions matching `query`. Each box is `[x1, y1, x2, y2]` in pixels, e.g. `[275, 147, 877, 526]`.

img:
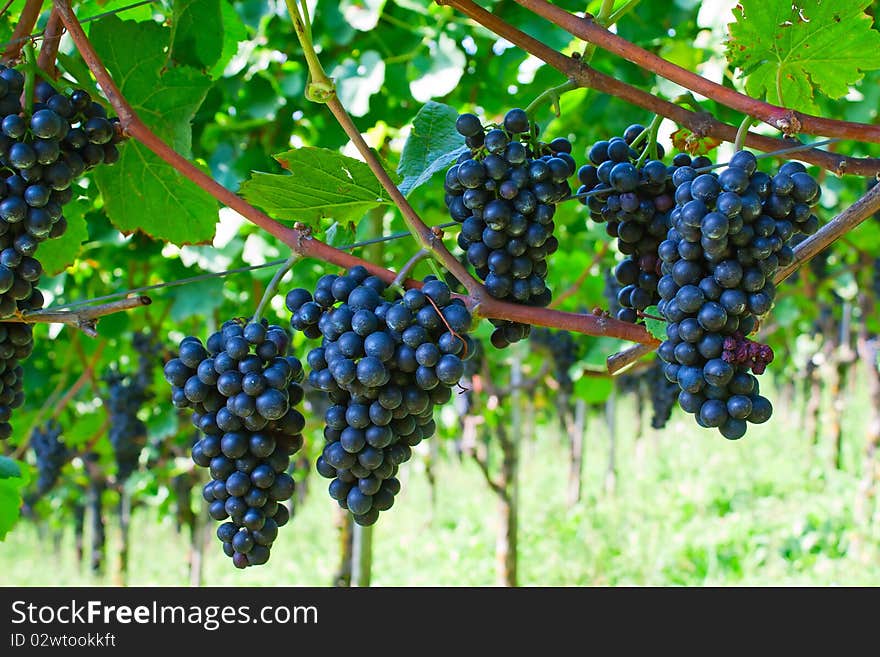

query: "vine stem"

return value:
[635, 114, 663, 168]
[324, 96, 484, 299]
[388, 249, 430, 298]
[36, 7, 63, 79]
[0, 296, 152, 337]
[1, 0, 43, 63]
[438, 0, 880, 176]
[525, 79, 577, 118]
[512, 0, 880, 143]
[252, 256, 300, 323]
[285, 1, 484, 297]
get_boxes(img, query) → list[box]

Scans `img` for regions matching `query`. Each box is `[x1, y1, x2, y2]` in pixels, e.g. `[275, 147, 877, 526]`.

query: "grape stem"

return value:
[734, 115, 757, 152]
[635, 114, 663, 168]
[21, 42, 36, 113]
[0, 296, 152, 337]
[251, 255, 300, 324]
[437, 0, 880, 176]
[388, 249, 431, 298]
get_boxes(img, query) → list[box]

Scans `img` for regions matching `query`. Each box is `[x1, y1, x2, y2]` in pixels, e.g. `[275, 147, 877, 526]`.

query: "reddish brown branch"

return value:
[439, 0, 880, 176]
[1, 0, 43, 63]
[36, 6, 63, 78]
[513, 0, 880, 144]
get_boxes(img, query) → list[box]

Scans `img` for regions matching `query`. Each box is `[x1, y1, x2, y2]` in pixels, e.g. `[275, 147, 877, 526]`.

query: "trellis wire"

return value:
[41, 221, 459, 313]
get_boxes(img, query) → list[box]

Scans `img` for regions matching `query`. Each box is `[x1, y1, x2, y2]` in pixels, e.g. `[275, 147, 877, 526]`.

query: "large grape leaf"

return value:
[171, 0, 224, 71]
[398, 101, 467, 197]
[240, 148, 394, 225]
[38, 199, 91, 276]
[0, 457, 27, 542]
[727, 0, 880, 114]
[90, 16, 218, 245]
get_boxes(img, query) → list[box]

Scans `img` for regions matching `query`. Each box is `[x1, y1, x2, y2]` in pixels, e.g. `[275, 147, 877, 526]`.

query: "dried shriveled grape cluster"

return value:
[577, 125, 684, 324]
[444, 108, 574, 348]
[657, 150, 821, 438]
[287, 266, 473, 526]
[163, 318, 304, 568]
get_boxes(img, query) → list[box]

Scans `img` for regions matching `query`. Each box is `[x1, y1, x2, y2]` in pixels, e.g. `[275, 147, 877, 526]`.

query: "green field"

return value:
[4, 381, 877, 587]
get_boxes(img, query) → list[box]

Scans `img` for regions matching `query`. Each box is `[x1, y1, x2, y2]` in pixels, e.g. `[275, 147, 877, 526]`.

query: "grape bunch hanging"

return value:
[577, 124, 686, 324]
[444, 108, 575, 349]
[163, 318, 304, 568]
[0, 67, 122, 439]
[27, 420, 67, 503]
[656, 150, 821, 438]
[288, 266, 473, 526]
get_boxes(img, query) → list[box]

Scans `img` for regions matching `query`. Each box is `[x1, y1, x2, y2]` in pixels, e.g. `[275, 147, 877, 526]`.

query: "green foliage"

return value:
[727, 0, 880, 113]
[398, 102, 467, 197]
[0, 457, 27, 542]
[241, 147, 395, 224]
[90, 16, 219, 244]
[643, 305, 666, 341]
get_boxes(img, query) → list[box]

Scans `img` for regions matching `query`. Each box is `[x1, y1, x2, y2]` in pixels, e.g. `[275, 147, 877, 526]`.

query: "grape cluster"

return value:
[0, 322, 29, 439]
[444, 108, 574, 348]
[577, 125, 687, 323]
[0, 71, 121, 317]
[29, 420, 67, 501]
[657, 150, 821, 438]
[0, 68, 122, 439]
[287, 266, 473, 525]
[645, 360, 679, 429]
[163, 318, 304, 568]
[104, 332, 159, 480]
[529, 328, 581, 394]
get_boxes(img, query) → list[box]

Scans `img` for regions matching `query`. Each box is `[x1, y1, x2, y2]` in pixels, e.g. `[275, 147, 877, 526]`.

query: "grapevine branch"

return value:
[438, 0, 880, 176]
[513, 0, 880, 144]
[36, 7, 63, 79]
[1, 0, 43, 63]
[0, 296, 152, 337]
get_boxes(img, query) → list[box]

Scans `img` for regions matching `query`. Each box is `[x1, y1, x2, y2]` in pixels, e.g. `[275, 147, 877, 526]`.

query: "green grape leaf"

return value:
[170, 277, 226, 321]
[93, 143, 219, 245]
[90, 16, 218, 244]
[332, 50, 386, 118]
[209, 0, 248, 79]
[0, 457, 27, 542]
[398, 101, 467, 197]
[574, 374, 613, 405]
[171, 0, 224, 71]
[643, 305, 667, 341]
[0, 456, 21, 480]
[727, 0, 880, 114]
[241, 147, 394, 225]
[38, 200, 90, 276]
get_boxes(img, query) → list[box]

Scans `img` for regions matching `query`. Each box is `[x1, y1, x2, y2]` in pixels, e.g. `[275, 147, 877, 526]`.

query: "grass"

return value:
[2, 381, 879, 586]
